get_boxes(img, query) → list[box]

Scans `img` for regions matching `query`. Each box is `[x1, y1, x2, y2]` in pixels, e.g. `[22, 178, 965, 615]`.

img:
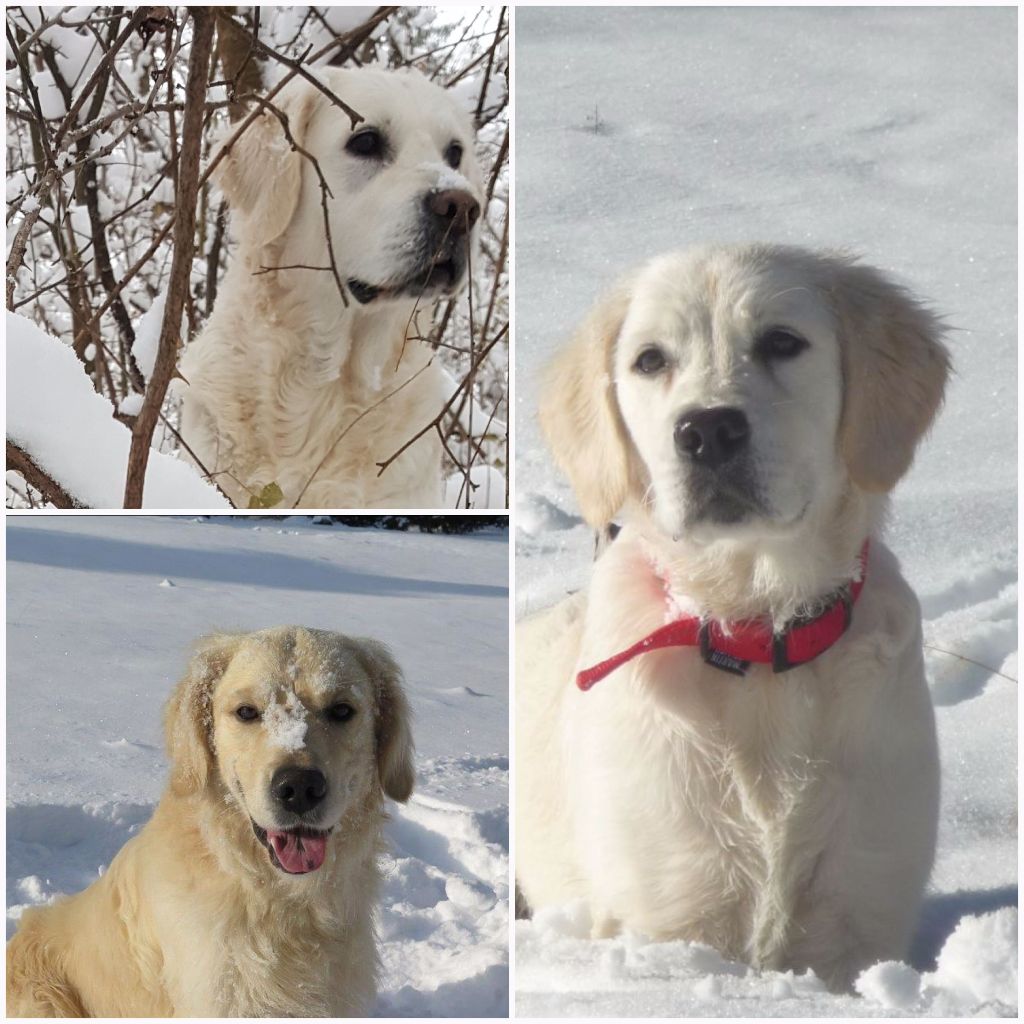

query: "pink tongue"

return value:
[266, 831, 328, 874]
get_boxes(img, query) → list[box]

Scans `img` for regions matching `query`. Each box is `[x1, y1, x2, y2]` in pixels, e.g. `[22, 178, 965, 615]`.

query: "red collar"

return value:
[577, 541, 870, 691]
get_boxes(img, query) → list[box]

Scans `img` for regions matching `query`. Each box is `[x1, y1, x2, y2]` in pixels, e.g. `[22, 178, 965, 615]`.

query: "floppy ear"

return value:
[215, 81, 321, 247]
[163, 634, 240, 797]
[539, 284, 638, 527]
[356, 639, 415, 803]
[830, 260, 951, 492]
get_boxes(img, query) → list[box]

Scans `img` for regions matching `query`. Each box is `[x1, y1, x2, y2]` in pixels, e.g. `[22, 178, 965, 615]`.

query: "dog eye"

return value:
[632, 347, 668, 375]
[444, 141, 463, 169]
[346, 128, 385, 159]
[326, 702, 356, 724]
[235, 705, 259, 722]
[755, 328, 808, 360]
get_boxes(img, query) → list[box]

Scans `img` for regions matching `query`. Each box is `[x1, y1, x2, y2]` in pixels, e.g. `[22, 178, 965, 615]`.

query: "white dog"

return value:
[7, 627, 414, 1016]
[179, 67, 484, 508]
[516, 244, 949, 991]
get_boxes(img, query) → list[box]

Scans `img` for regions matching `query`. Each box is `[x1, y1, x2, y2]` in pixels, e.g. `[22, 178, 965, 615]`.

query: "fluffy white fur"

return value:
[517, 244, 950, 991]
[7, 627, 414, 1017]
[179, 67, 483, 508]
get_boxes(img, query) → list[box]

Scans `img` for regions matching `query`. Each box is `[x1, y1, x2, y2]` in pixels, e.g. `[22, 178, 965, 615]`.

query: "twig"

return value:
[253, 263, 334, 276]
[376, 324, 507, 477]
[6, 168, 57, 309]
[461, 240, 477, 507]
[205, 198, 229, 316]
[249, 95, 349, 308]
[219, 18, 363, 128]
[473, 7, 505, 127]
[485, 126, 508, 206]
[292, 360, 436, 507]
[51, 9, 149, 152]
[923, 643, 1017, 684]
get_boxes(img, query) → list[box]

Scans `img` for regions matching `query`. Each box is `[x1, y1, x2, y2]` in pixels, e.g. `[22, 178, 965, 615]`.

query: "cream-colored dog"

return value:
[516, 244, 949, 991]
[7, 626, 414, 1016]
[180, 67, 484, 508]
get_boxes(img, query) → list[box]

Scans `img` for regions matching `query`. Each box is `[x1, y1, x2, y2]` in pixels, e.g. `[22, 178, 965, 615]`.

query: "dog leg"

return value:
[590, 909, 622, 940]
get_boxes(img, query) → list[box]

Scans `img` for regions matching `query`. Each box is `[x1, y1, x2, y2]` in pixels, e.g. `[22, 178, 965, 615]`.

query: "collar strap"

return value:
[577, 541, 869, 691]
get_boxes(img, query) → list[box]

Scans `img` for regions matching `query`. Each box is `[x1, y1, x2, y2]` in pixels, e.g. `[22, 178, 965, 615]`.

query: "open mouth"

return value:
[251, 820, 333, 875]
[348, 258, 460, 305]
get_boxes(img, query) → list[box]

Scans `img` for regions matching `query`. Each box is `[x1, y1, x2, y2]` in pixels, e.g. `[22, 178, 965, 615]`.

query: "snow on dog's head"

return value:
[164, 626, 414, 876]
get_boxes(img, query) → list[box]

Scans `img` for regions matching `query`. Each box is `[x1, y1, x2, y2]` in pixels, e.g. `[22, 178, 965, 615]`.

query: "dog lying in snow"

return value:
[6, 626, 414, 1016]
[179, 67, 484, 508]
[516, 244, 949, 991]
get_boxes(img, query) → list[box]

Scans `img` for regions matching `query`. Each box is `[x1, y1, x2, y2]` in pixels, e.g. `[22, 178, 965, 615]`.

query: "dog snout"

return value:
[675, 407, 750, 468]
[427, 189, 480, 235]
[271, 767, 327, 816]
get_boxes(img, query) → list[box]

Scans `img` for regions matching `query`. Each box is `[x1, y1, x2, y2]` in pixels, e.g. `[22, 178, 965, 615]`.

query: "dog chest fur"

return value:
[7, 789, 382, 1017]
[180, 257, 446, 509]
[517, 530, 939, 990]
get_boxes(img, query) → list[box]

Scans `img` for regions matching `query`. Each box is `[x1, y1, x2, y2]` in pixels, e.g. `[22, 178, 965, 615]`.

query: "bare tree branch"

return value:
[123, 8, 215, 508]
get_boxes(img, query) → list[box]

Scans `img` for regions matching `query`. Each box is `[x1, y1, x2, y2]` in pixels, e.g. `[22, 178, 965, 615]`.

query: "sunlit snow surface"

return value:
[514, 5, 1016, 1017]
[6, 517, 509, 1016]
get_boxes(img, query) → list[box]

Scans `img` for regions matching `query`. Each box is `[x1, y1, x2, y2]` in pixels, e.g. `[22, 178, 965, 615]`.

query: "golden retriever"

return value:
[179, 67, 484, 508]
[516, 244, 950, 991]
[7, 626, 414, 1016]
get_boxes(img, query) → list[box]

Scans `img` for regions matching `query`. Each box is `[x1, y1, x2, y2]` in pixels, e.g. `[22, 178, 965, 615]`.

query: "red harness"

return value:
[576, 541, 870, 691]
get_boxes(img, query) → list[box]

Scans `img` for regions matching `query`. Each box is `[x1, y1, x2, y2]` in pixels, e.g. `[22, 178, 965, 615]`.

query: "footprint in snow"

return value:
[435, 685, 489, 698]
[515, 492, 582, 536]
[100, 738, 157, 752]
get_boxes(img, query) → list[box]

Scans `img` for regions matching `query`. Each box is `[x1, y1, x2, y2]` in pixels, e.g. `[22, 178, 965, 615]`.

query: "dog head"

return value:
[541, 244, 950, 543]
[164, 626, 414, 876]
[217, 66, 483, 308]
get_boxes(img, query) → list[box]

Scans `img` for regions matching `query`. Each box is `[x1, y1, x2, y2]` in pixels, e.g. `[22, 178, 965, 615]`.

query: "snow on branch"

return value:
[6, 311, 228, 508]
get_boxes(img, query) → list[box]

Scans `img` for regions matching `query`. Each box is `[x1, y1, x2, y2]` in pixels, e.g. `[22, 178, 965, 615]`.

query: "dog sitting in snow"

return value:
[6, 626, 414, 1016]
[179, 67, 483, 509]
[516, 245, 949, 991]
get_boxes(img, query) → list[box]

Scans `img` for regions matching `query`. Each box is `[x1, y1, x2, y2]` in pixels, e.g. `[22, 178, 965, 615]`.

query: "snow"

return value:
[515, 6, 1016, 1017]
[444, 464, 506, 510]
[6, 516, 509, 1016]
[518, 906, 1017, 1018]
[855, 962, 923, 1011]
[117, 393, 143, 417]
[6, 312, 228, 509]
[419, 161, 475, 194]
[855, 908, 1020, 1014]
[132, 287, 167, 383]
[926, 908, 1018, 1009]
[34, 69, 66, 120]
[262, 690, 308, 752]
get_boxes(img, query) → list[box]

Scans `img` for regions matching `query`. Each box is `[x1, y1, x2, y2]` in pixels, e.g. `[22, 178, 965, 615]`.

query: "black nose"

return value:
[427, 188, 480, 235]
[271, 767, 327, 816]
[674, 407, 750, 468]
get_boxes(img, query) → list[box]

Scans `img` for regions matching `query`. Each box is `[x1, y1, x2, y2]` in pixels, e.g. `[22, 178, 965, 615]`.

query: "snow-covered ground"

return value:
[514, 6, 1016, 1017]
[6, 516, 509, 1016]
